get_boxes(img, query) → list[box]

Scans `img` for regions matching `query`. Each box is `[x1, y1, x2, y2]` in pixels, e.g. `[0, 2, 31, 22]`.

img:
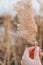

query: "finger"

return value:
[26, 47, 35, 59]
[22, 46, 35, 61]
[24, 46, 35, 58]
[34, 47, 40, 59]
[27, 46, 35, 57]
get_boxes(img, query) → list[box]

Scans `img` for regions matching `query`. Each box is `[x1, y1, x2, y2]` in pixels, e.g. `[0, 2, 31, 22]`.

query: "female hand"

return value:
[21, 46, 42, 65]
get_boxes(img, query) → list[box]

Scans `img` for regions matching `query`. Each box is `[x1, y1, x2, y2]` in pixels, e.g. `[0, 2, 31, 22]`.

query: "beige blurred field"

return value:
[0, 0, 43, 65]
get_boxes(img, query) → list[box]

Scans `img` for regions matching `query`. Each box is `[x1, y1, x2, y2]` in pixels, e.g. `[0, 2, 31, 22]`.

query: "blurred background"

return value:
[0, 0, 43, 65]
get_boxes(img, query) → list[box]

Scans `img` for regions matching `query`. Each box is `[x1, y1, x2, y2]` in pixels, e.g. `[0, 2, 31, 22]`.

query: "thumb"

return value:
[34, 47, 40, 59]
